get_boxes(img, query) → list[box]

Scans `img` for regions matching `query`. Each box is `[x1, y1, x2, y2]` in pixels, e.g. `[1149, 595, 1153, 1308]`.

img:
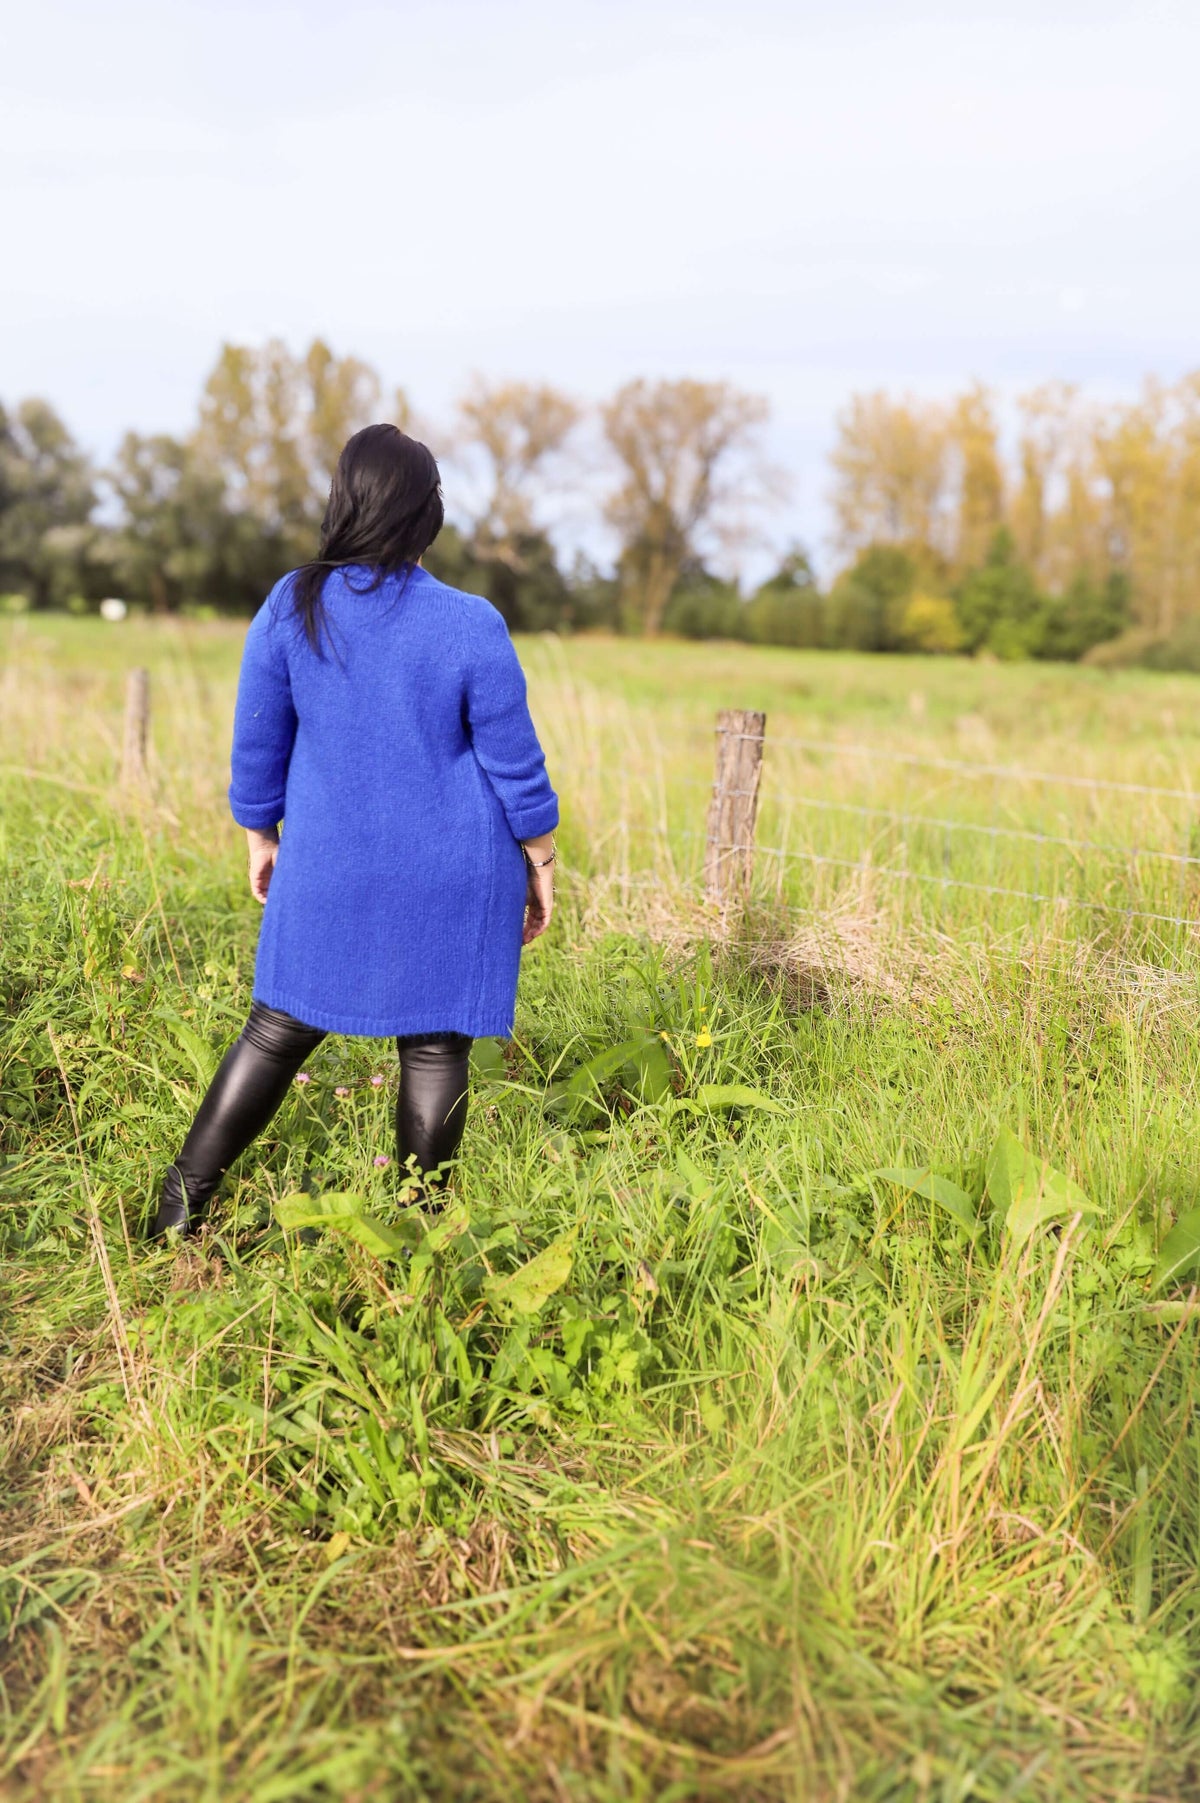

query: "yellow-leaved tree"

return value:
[602, 378, 771, 634]
[192, 338, 388, 564]
[828, 390, 950, 560]
[452, 377, 581, 570]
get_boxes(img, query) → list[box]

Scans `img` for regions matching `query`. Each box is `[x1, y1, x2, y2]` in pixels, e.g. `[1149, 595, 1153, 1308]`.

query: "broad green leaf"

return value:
[1144, 1299, 1200, 1321]
[546, 1039, 638, 1119]
[274, 1191, 408, 1259]
[165, 1019, 219, 1085]
[565, 1039, 643, 1097]
[758, 1201, 810, 1268]
[275, 1191, 369, 1230]
[470, 1037, 507, 1083]
[986, 1128, 1096, 1245]
[673, 1084, 788, 1116]
[675, 1149, 713, 1201]
[484, 1237, 574, 1317]
[561, 1314, 592, 1366]
[338, 1214, 409, 1259]
[1150, 1205, 1200, 1292]
[632, 1035, 674, 1105]
[548, 1034, 672, 1119]
[869, 1167, 977, 1234]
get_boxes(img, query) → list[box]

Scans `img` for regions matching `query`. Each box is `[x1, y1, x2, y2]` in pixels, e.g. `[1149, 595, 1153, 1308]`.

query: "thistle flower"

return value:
[370, 1073, 385, 1088]
[335, 1085, 350, 1097]
[373, 1154, 390, 1168]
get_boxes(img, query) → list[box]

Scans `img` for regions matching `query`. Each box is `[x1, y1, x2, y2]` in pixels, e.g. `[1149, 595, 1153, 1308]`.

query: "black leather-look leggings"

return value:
[150, 1000, 472, 1237]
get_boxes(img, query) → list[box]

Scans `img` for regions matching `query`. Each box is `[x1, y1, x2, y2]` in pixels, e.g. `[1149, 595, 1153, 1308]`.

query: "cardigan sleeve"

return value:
[464, 604, 559, 841]
[228, 591, 298, 831]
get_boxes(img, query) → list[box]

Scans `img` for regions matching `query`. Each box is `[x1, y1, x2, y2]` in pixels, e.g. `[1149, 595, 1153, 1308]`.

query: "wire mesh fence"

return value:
[622, 717, 1200, 966]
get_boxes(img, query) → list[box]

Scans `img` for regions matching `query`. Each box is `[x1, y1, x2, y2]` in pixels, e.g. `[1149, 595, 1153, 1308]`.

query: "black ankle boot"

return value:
[147, 1164, 211, 1240]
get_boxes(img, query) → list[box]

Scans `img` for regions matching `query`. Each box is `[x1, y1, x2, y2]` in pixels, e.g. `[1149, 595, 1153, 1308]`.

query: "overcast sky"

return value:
[4, 0, 1198, 574]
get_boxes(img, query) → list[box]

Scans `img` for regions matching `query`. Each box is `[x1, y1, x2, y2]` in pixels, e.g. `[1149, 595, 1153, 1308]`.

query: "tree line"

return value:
[3, 342, 1199, 665]
[821, 378, 1200, 668]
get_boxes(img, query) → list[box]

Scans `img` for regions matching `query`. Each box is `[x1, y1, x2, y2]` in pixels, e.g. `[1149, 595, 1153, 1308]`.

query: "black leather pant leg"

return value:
[395, 1034, 472, 1192]
[151, 1000, 327, 1236]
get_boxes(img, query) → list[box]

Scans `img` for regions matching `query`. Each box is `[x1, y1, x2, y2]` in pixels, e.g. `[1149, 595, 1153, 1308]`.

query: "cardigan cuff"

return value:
[506, 797, 560, 840]
[229, 790, 286, 831]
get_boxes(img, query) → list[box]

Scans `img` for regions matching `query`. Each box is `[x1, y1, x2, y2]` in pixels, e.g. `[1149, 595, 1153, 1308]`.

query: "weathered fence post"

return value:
[704, 709, 766, 905]
[121, 667, 150, 790]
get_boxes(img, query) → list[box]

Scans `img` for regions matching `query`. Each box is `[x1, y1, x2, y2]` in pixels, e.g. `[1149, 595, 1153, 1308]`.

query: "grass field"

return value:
[4, 615, 1200, 1800]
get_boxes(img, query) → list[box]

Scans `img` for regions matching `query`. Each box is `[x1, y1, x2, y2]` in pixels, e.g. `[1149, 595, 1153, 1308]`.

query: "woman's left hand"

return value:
[247, 828, 280, 904]
[521, 836, 555, 944]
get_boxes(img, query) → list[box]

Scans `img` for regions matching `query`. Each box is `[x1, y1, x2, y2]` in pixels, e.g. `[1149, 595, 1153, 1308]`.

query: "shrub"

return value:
[1036, 571, 1131, 662]
[1139, 616, 1200, 673]
[826, 544, 920, 651]
[743, 549, 825, 647]
[954, 529, 1043, 658]
[661, 572, 746, 640]
[898, 592, 964, 653]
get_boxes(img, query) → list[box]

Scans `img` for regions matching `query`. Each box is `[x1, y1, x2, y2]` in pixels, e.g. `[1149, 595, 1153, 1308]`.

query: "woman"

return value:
[149, 424, 558, 1239]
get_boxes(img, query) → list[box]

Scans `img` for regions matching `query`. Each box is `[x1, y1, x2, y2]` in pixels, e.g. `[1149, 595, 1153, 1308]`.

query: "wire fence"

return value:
[626, 720, 1200, 953]
[690, 732, 1200, 803]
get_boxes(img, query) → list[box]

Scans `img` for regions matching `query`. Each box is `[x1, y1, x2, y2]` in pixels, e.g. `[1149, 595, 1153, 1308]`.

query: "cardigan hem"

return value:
[251, 985, 513, 1040]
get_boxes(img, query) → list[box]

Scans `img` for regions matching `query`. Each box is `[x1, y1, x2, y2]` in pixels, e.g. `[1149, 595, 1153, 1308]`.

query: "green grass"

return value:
[3, 617, 1200, 1799]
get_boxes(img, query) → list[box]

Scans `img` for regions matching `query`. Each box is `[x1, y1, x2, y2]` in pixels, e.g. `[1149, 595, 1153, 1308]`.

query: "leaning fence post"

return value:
[121, 667, 150, 790]
[704, 708, 766, 905]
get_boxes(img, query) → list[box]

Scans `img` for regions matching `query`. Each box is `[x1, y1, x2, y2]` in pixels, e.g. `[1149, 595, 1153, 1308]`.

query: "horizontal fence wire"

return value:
[650, 728, 1200, 936]
[680, 834, 1200, 929]
[708, 732, 1200, 803]
[572, 843, 1200, 933]
[676, 782, 1200, 869]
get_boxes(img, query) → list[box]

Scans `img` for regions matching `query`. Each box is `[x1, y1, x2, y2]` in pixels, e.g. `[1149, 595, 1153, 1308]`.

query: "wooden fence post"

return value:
[704, 709, 766, 905]
[121, 667, 150, 790]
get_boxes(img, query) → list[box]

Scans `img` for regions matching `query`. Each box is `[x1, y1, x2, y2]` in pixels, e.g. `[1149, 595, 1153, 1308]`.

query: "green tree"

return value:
[825, 544, 922, 651]
[103, 432, 262, 614]
[743, 548, 824, 646]
[0, 399, 96, 607]
[661, 567, 745, 640]
[954, 528, 1044, 658]
[1036, 569, 1130, 662]
[426, 523, 573, 633]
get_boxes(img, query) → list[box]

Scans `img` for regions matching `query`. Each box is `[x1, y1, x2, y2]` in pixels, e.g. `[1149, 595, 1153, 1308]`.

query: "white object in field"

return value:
[100, 598, 128, 622]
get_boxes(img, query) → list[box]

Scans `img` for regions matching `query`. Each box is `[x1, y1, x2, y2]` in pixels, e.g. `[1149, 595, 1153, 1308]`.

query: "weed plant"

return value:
[2, 620, 1200, 1799]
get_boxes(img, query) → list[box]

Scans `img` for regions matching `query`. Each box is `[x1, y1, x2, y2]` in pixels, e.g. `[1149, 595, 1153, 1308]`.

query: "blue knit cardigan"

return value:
[227, 564, 559, 1038]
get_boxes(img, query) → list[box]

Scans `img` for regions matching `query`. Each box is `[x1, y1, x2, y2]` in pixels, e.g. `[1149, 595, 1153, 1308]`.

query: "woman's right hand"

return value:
[247, 827, 280, 904]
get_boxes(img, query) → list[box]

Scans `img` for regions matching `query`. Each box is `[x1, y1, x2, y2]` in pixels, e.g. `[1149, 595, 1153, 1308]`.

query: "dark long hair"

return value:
[288, 424, 444, 655]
